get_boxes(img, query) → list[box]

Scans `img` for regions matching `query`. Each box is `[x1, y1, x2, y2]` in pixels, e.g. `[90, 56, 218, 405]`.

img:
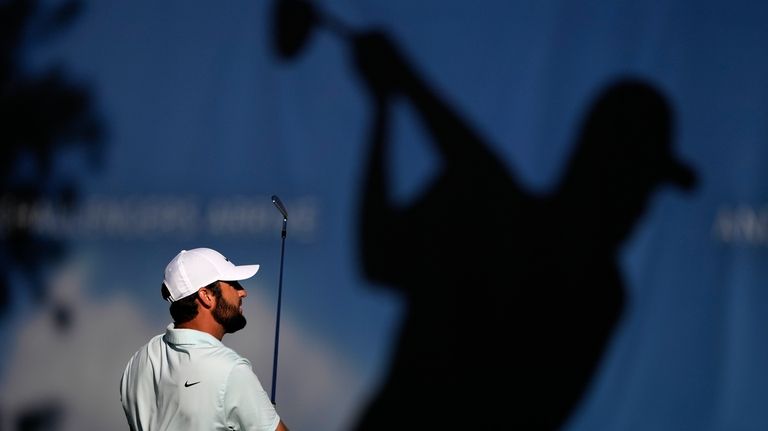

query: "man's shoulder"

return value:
[124, 333, 165, 365]
[188, 344, 253, 389]
[141, 332, 167, 352]
[205, 342, 250, 367]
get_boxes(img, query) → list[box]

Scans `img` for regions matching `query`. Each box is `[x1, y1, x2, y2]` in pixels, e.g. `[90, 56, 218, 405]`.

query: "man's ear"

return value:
[197, 287, 215, 309]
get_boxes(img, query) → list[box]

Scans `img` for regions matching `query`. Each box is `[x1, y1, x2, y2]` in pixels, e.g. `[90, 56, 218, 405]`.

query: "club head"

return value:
[272, 0, 318, 60]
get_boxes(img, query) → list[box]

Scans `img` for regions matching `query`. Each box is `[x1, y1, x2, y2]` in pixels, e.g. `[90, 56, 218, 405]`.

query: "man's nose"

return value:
[239, 289, 248, 298]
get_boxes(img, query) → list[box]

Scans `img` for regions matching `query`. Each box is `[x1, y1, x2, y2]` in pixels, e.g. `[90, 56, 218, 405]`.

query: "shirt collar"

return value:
[163, 323, 223, 347]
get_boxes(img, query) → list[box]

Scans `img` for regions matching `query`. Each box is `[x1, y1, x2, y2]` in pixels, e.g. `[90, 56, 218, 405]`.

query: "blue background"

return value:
[1, 1, 767, 430]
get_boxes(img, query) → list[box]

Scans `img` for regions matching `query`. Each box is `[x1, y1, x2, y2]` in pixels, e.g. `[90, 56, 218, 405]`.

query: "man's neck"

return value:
[175, 318, 225, 341]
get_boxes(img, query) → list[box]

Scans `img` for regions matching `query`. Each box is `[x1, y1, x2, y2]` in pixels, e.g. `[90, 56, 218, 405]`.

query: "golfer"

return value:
[120, 247, 289, 431]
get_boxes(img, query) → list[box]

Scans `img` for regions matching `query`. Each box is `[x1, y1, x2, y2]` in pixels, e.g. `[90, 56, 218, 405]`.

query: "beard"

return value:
[212, 296, 247, 334]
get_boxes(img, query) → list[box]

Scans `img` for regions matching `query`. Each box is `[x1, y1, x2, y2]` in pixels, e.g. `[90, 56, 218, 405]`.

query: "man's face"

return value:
[212, 280, 248, 334]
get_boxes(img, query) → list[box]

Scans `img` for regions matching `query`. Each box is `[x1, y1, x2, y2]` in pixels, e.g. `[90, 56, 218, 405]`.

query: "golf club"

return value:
[272, 0, 353, 61]
[270, 195, 288, 405]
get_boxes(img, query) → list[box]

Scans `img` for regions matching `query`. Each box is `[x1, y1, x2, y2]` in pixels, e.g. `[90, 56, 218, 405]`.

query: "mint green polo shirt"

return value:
[120, 324, 280, 431]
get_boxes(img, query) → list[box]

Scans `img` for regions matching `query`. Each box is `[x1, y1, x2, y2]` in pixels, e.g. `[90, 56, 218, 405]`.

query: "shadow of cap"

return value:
[585, 78, 698, 192]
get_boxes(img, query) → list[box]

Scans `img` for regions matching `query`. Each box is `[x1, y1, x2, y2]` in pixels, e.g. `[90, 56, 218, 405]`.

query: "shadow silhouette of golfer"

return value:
[352, 32, 696, 430]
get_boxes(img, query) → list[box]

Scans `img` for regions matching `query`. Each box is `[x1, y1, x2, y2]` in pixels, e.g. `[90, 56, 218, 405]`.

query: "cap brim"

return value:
[220, 264, 260, 282]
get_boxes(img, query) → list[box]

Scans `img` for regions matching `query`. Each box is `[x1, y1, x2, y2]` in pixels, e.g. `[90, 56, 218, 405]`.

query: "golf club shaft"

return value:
[270, 196, 288, 404]
[271, 229, 286, 405]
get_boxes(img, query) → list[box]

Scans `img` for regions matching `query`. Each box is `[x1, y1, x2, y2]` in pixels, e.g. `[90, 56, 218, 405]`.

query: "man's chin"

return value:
[223, 315, 247, 334]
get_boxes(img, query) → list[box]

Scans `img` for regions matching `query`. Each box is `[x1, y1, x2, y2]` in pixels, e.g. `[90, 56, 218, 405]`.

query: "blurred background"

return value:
[1, 0, 767, 429]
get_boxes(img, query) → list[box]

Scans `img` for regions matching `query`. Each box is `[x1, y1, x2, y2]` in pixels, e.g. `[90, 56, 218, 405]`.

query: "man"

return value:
[120, 247, 289, 431]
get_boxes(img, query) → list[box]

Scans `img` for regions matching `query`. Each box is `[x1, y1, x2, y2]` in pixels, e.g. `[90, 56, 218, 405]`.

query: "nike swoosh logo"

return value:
[184, 381, 200, 387]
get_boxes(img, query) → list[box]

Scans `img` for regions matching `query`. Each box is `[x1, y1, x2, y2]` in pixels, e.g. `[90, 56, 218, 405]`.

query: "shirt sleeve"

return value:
[224, 360, 281, 431]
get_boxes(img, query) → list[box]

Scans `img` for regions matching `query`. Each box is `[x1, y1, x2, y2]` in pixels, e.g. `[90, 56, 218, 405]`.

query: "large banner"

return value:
[1, 1, 766, 430]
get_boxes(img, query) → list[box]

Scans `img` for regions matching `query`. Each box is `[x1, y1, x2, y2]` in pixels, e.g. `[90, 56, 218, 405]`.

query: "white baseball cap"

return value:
[163, 248, 260, 302]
